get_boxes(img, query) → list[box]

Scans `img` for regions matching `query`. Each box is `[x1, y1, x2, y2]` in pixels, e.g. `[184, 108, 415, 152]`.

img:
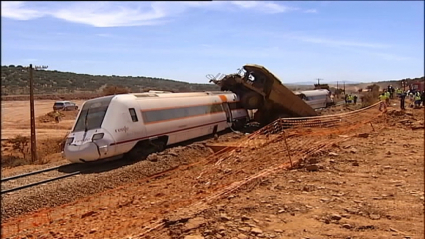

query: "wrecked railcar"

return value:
[210, 64, 318, 125]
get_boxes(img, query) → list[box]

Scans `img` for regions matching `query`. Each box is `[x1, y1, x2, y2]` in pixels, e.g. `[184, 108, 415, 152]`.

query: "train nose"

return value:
[64, 142, 101, 163]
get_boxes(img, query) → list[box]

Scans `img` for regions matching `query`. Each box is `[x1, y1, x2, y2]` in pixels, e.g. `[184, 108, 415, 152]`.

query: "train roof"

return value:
[83, 91, 238, 104]
[130, 91, 235, 98]
[294, 89, 330, 97]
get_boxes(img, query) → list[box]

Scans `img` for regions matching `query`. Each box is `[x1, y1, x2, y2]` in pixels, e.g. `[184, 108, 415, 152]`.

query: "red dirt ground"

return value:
[1, 101, 424, 239]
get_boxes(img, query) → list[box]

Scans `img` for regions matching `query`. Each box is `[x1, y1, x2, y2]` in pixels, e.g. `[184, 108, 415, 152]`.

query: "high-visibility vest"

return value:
[385, 92, 390, 98]
[415, 95, 421, 100]
[379, 95, 386, 101]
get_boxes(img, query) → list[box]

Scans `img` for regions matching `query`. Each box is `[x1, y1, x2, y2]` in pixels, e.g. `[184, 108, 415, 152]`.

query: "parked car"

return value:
[53, 101, 79, 111]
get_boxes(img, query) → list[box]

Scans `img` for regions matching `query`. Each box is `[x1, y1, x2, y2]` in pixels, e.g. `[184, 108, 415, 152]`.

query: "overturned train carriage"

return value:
[294, 89, 334, 109]
[210, 64, 318, 126]
[63, 91, 248, 163]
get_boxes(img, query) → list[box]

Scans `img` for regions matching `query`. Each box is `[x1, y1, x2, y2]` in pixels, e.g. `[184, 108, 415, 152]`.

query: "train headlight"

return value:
[92, 133, 104, 140]
[65, 137, 74, 145]
[99, 145, 108, 154]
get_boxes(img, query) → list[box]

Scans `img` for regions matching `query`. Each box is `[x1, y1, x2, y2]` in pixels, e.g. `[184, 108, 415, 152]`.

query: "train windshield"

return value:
[72, 96, 113, 132]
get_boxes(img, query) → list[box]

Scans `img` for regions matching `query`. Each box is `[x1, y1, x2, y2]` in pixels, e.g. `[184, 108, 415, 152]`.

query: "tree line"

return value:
[1, 65, 219, 95]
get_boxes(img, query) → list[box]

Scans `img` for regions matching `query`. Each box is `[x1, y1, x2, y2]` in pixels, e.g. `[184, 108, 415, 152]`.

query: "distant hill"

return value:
[286, 80, 362, 86]
[1, 65, 423, 96]
[1, 65, 219, 95]
[286, 77, 424, 93]
[328, 77, 424, 93]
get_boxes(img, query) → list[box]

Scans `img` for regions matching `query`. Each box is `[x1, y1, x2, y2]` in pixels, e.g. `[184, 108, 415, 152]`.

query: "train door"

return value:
[222, 103, 233, 126]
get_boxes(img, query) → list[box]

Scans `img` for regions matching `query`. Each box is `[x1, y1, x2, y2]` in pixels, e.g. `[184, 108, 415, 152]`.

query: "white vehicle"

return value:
[294, 89, 334, 109]
[63, 91, 248, 163]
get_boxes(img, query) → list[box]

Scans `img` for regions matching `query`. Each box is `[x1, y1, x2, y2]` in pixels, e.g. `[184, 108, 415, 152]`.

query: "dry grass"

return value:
[102, 85, 131, 96]
[1, 92, 100, 101]
[38, 110, 79, 123]
[1, 101, 76, 167]
[1, 135, 67, 168]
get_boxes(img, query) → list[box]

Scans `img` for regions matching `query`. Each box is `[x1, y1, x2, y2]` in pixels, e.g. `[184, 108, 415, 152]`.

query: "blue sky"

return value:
[1, 1, 424, 84]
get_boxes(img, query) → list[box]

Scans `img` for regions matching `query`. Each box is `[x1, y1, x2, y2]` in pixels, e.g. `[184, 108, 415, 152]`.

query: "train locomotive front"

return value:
[63, 91, 249, 164]
[63, 96, 117, 163]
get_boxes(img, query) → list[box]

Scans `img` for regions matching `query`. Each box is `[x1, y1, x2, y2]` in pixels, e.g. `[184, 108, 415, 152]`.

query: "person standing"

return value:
[422, 91, 425, 106]
[414, 92, 422, 108]
[384, 90, 390, 106]
[390, 85, 395, 99]
[54, 110, 61, 123]
[353, 95, 358, 104]
[399, 91, 406, 110]
[379, 93, 387, 111]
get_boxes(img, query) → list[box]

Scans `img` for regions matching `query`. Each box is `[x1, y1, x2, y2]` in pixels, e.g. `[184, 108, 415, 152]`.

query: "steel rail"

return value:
[1, 171, 81, 195]
[0, 164, 74, 183]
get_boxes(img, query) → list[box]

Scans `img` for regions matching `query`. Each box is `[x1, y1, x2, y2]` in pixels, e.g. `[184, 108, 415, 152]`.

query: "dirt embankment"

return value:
[37, 110, 79, 123]
[1, 101, 82, 168]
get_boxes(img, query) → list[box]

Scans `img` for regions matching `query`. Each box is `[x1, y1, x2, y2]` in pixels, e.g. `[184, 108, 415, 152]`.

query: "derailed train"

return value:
[63, 91, 249, 163]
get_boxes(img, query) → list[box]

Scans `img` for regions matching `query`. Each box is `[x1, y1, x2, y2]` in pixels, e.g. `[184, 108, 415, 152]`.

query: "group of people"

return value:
[406, 90, 425, 108]
[344, 94, 358, 104]
[379, 85, 425, 111]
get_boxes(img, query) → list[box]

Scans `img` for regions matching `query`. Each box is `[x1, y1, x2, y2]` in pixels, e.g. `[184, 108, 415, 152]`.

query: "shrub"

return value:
[361, 84, 380, 107]
[1, 155, 27, 168]
[37, 136, 67, 164]
[8, 135, 30, 161]
[102, 85, 131, 96]
[4, 135, 67, 167]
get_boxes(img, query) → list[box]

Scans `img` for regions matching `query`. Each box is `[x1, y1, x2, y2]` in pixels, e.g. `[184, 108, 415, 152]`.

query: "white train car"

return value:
[63, 91, 248, 163]
[294, 89, 334, 109]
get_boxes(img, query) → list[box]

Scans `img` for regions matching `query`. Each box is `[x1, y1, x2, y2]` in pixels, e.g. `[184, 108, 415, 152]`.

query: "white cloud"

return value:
[230, 2, 258, 9]
[304, 38, 409, 61]
[1, 1, 302, 27]
[272, 32, 406, 61]
[290, 35, 391, 49]
[348, 48, 412, 61]
[369, 52, 411, 61]
[51, 2, 171, 27]
[304, 9, 318, 14]
[230, 1, 298, 14]
[95, 33, 113, 38]
[1, 1, 46, 20]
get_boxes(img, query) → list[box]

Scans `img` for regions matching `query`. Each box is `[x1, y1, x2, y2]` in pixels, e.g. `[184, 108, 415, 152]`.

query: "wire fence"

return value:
[1, 102, 385, 239]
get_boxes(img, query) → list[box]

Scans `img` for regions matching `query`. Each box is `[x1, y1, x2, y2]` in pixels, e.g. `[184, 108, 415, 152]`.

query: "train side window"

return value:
[209, 104, 223, 113]
[129, 108, 138, 122]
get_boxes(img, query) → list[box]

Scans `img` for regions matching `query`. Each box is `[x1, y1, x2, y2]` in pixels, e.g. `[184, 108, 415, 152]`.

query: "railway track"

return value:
[1, 164, 81, 195]
[0, 154, 156, 196]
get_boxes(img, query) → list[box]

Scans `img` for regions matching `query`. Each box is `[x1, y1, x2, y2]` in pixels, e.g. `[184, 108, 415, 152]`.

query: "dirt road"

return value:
[1, 100, 85, 140]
